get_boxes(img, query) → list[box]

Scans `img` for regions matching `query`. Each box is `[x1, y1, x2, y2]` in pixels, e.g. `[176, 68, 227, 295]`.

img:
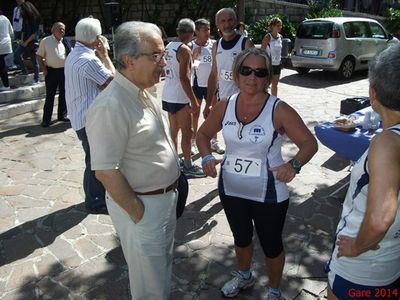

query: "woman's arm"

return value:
[270, 101, 318, 182]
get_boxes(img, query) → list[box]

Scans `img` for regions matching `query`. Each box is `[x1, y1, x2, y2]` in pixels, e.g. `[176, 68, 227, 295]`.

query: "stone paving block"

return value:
[51, 210, 86, 234]
[104, 246, 126, 267]
[88, 234, 119, 252]
[5, 195, 49, 210]
[55, 256, 123, 294]
[81, 218, 114, 235]
[1, 282, 37, 300]
[5, 260, 37, 292]
[0, 200, 14, 219]
[62, 224, 85, 240]
[174, 253, 209, 283]
[35, 253, 64, 279]
[2, 232, 43, 264]
[83, 276, 130, 300]
[37, 276, 71, 299]
[42, 185, 67, 200]
[47, 236, 82, 269]
[16, 207, 51, 225]
[74, 238, 103, 260]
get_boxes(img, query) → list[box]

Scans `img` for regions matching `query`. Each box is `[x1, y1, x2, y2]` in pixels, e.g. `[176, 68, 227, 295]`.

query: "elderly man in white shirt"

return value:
[37, 22, 71, 127]
[65, 17, 115, 214]
[86, 21, 180, 300]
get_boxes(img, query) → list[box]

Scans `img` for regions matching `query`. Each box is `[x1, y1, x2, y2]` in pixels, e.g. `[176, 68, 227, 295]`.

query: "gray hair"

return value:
[215, 8, 237, 25]
[195, 18, 210, 31]
[232, 48, 272, 90]
[177, 18, 195, 35]
[75, 17, 102, 44]
[369, 44, 400, 111]
[114, 21, 161, 70]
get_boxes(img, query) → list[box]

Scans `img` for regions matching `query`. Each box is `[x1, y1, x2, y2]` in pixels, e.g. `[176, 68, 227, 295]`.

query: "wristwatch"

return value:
[289, 159, 302, 174]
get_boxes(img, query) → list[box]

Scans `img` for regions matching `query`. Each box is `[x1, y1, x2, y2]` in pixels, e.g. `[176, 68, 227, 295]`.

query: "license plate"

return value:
[303, 49, 319, 56]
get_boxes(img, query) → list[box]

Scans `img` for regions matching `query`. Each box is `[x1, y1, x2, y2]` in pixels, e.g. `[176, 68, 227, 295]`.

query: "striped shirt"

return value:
[65, 42, 111, 131]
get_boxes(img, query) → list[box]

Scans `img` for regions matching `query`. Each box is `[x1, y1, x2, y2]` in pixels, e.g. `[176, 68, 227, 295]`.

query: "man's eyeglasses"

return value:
[239, 66, 268, 78]
[139, 51, 166, 63]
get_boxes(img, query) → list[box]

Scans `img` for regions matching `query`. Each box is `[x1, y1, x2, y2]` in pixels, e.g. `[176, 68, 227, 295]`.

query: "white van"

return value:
[291, 17, 398, 79]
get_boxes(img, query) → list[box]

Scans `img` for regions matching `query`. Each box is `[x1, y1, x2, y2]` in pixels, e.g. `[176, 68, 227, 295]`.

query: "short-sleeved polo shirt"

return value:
[36, 35, 66, 68]
[86, 72, 180, 193]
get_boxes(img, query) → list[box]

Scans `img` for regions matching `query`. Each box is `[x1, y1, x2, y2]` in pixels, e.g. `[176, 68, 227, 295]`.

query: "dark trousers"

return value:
[0, 54, 9, 87]
[42, 67, 67, 123]
[76, 127, 106, 209]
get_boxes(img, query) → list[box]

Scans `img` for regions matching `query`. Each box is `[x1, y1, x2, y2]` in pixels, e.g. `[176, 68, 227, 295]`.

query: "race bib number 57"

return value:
[224, 155, 262, 177]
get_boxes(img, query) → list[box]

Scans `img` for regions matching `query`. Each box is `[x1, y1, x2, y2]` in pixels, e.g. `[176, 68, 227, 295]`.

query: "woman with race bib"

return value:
[196, 47, 318, 299]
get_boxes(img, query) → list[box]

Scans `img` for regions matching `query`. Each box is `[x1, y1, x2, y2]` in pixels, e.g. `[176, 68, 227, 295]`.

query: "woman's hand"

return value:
[269, 162, 296, 183]
[202, 159, 221, 178]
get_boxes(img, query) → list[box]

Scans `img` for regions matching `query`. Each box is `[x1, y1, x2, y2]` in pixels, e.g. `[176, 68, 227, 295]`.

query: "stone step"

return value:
[0, 97, 45, 119]
[0, 82, 46, 104]
[7, 72, 45, 88]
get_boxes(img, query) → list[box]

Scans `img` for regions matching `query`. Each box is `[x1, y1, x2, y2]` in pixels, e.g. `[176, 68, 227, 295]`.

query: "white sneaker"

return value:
[263, 288, 284, 300]
[0, 86, 11, 92]
[221, 271, 255, 298]
[211, 140, 225, 154]
[191, 139, 198, 155]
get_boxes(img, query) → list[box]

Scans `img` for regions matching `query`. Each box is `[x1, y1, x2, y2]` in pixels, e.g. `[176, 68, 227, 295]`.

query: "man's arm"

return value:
[177, 44, 199, 111]
[36, 54, 47, 77]
[337, 131, 400, 257]
[95, 169, 144, 223]
[204, 42, 218, 118]
[95, 36, 115, 89]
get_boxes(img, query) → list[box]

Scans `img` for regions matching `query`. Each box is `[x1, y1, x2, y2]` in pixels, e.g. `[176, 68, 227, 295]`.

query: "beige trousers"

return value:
[106, 190, 177, 300]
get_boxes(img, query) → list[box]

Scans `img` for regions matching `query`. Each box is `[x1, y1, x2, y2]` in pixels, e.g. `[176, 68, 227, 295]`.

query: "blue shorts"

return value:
[329, 271, 400, 300]
[193, 77, 207, 100]
[162, 101, 187, 114]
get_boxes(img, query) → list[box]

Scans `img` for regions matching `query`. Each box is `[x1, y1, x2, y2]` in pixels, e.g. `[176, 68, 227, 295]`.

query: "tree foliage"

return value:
[306, 0, 342, 19]
[385, 8, 400, 37]
[247, 14, 296, 44]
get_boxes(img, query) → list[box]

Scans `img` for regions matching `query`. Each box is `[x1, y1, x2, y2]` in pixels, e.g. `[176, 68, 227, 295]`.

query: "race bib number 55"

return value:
[220, 69, 233, 81]
[224, 155, 262, 177]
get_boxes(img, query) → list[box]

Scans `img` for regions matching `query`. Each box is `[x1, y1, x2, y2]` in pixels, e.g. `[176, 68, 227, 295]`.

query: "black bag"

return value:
[176, 172, 188, 219]
[340, 97, 370, 115]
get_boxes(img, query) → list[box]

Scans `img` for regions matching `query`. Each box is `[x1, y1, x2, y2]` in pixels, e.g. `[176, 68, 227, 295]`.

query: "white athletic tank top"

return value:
[162, 41, 190, 104]
[192, 39, 213, 87]
[220, 93, 289, 203]
[216, 35, 246, 100]
[329, 124, 400, 286]
[266, 33, 282, 66]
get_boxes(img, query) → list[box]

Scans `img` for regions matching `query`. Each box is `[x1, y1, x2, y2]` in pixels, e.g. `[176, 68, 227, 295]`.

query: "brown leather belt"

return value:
[135, 180, 178, 195]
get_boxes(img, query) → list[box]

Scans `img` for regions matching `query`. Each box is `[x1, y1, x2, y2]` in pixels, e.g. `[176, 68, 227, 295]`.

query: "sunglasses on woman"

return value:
[239, 66, 268, 78]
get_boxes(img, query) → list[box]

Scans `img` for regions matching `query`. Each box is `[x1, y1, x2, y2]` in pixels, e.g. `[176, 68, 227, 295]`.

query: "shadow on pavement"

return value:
[0, 121, 71, 139]
[0, 203, 87, 267]
[281, 69, 368, 89]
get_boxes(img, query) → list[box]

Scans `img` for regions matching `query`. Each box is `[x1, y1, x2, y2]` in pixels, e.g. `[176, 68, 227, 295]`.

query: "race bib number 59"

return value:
[224, 155, 262, 177]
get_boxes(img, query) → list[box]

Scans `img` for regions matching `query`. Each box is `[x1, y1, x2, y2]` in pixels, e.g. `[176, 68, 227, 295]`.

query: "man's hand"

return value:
[203, 106, 211, 119]
[95, 35, 109, 59]
[130, 197, 145, 224]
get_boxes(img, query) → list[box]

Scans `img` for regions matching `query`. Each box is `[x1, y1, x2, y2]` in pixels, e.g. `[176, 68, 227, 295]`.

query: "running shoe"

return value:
[221, 271, 255, 298]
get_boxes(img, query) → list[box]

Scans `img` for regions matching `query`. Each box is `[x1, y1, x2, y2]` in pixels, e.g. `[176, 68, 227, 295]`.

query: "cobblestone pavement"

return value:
[0, 68, 370, 300]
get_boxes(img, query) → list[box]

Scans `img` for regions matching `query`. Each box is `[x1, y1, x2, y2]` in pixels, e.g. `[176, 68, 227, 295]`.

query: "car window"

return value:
[297, 21, 333, 39]
[369, 22, 387, 39]
[345, 21, 369, 38]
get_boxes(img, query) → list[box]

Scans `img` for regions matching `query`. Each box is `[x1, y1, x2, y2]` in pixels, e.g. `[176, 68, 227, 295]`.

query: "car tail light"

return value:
[331, 25, 340, 38]
[328, 51, 336, 59]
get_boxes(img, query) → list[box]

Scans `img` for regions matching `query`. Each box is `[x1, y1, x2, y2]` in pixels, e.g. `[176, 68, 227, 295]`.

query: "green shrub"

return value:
[247, 14, 296, 44]
[307, 0, 342, 19]
[385, 8, 400, 36]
